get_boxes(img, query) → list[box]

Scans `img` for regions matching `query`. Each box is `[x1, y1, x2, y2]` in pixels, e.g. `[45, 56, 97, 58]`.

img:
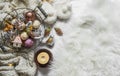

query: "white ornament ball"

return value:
[11, 19, 17, 25]
[33, 20, 41, 29]
[20, 32, 28, 40]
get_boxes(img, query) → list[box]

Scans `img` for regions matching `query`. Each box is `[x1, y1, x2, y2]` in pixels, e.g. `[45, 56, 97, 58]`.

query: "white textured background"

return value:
[44, 0, 120, 76]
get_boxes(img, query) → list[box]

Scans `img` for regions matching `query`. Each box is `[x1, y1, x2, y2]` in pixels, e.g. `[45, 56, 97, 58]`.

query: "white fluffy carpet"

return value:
[42, 0, 120, 76]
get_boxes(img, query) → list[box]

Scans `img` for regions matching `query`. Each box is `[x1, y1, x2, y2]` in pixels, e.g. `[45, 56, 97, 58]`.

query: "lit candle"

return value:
[35, 49, 53, 67]
[37, 52, 49, 64]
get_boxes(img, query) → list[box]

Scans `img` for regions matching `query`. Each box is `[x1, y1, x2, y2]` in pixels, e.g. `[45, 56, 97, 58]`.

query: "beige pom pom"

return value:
[33, 20, 41, 29]
[20, 32, 28, 40]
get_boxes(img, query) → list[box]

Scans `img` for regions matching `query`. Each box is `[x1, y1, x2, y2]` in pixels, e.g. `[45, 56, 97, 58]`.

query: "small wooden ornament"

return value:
[46, 36, 53, 44]
[4, 21, 13, 31]
[35, 49, 53, 67]
[12, 36, 22, 48]
[54, 27, 63, 36]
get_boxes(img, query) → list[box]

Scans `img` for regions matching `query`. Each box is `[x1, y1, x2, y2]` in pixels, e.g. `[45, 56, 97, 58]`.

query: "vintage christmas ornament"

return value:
[24, 38, 34, 47]
[33, 20, 41, 29]
[12, 36, 22, 48]
[35, 49, 53, 67]
[20, 32, 28, 40]
[46, 36, 53, 44]
[44, 27, 51, 37]
[46, 36, 54, 47]
[18, 22, 26, 30]
[26, 29, 35, 38]
[4, 21, 13, 31]
[26, 26, 33, 34]
[25, 11, 36, 22]
[26, 21, 33, 27]
[29, 25, 33, 31]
